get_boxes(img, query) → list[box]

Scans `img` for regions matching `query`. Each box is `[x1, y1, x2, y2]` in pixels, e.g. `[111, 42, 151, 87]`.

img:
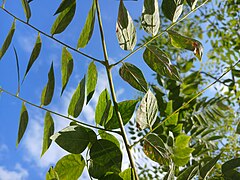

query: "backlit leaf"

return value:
[68, 76, 85, 118]
[116, 0, 136, 51]
[46, 167, 59, 180]
[143, 46, 181, 81]
[119, 62, 148, 92]
[99, 130, 120, 148]
[86, 62, 97, 104]
[51, 0, 76, 35]
[77, 0, 96, 48]
[54, 0, 75, 15]
[23, 33, 42, 82]
[61, 47, 73, 95]
[0, 20, 15, 60]
[168, 30, 203, 61]
[16, 103, 28, 147]
[55, 154, 85, 180]
[41, 112, 54, 157]
[187, 0, 198, 10]
[95, 89, 113, 126]
[41, 62, 55, 106]
[141, 0, 160, 36]
[21, 0, 31, 22]
[51, 125, 89, 154]
[136, 89, 158, 130]
[162, 0, 183, 22]
[119, 168, 135, 180]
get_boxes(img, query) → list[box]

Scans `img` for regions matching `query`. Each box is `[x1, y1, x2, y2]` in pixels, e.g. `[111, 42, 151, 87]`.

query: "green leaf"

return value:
[116, 0, 137, 51]
[165, 113, 179, 126]
[0, 20, 15, 60]
[143, 133, 170, 165]
[167, 30, 203, 61]
[119, 168, 135, 180]
[16, 103, 29, 147]
[222, 158, 240, 176]
[100, 173, 123, 180]
[164, 163, 175, 180]
[68, 77, 85, 118]
[89, 139, 122, 178]
[141, 0, 160, 36]
[182, 83, 198, 95]
[54, 0, 75, 15]
[51, 0, 76, 35]
[236, 121, 240, 134]
[86, 61, 98, 104]
[41, 62, 55, 106]
[136, 89, 158, 130]
[21, 0, 31, 22]
[99, 130, 120, 148]
[172, 134, 194, 166]
[41, 112, 54, 157]
[95, 89, 113, 126]
[51, 125, 89, 154]
[105, 100, 138, 130]
[23, 33, 42, 82]
[187, 0, 198, 10]
[77, 0, 96, 48]
[162, 0, 183, 22]
[61, 47, 73, 95]
[46, 167, 59, 180]
[119, 62, 148, 92]
[13, 47, 20, 95]
[177, 163, 198, 180]
[55, 154, 85, 180]
[143, 46, 181, 81]
[200, 153, 221, 179]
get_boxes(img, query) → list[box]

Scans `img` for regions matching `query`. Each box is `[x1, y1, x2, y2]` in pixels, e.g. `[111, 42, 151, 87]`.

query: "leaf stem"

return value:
[0, 6, 104, 64]
[0, 87, 120, 134]
[95, 0, 139, 179]
[130, 59, 240, 148]
[111, 0, 210, 67]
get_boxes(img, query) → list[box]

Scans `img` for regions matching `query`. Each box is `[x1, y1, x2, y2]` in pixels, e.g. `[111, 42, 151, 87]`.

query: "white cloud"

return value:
[0, 164, 28, 180]
[17, 34, 36, 53]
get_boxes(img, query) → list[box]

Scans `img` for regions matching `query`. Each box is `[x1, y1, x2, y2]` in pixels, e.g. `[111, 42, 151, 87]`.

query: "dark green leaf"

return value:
[54, 0, 75, 15]
[16, 103, 28, 147]
[13, 47, 20, 95]
[119, 168, 135, 180]
[116, 0, 137, 50]
[119, 62, 148, 92]
[41, 112, 54, 157]
[100, 173, 123, 180]
[187, 0, 198, 10]
[136, 89, 158, 130]
[177, 163, 198, 180]
[99, 130, 120, 148]
[61, 47, 73, 95]
[162, 0, 183, 22]
[95, 89, 113, 126]
[51, 125, 89, 154]
[105, 100, 138, 130]
[164, 163, 175, 180]
[21, 0, 31, 22]
[23, 33, 42, 82]
[0, 20, 15, 60]
[236, 121, 240, 134]
[86, 61, 97, 104]
[55, 154, 85, 180]
[143, 46, 181, 81]
[51, 0, 76, 35]
[77, 0, 96, 48]
[200, 153, 221, 179]
[41, 62, 55, 106]
[182, 83, 198, 95]
[167, 30, 203, 61]
[46, 167, 59, 180]
[68, 77, 85, 118]
[141, 0, 160, 36]
[222, 158, 240, 175]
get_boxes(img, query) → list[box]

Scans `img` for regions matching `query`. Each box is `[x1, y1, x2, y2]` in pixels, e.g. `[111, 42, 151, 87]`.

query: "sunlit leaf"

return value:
[51, 125, 89, 154]
[16, 103, 28, 147]
[41, 62, 55, 106]
[119, 168, 135, 180]
[51, 0, 76, 35]
[95, 89, 113, 126]
[99, 130, 120, 148]
[54, 0, 75, 15]
[77, 0, 96, 48]
[61, 47, 73, 95]
[119, 62, 148, 92]
[21, 0, 31, 22]
[41, 112, 54, 157]
[46, 167, 59, 180]
[68, 76, 85, 118]
[86, 61, 97, 104]
[187, 0, 198, 10]
[143, 46, 181, 81]
[162, 0, 183, 22]
[55, 154, 85, 180]
[141, 0, 160, 36]
[136, 89, 158, 130]
[0, 20, 15, 60]
[116, 0, 136, 50]
[23, 33, 42, 82]
[167, 30, 203, 61]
